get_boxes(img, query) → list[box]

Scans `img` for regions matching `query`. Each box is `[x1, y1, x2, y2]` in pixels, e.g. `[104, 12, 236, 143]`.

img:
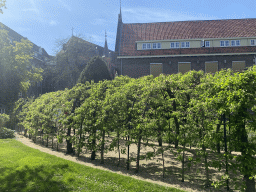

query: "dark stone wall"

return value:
[117, 54, 255, 78]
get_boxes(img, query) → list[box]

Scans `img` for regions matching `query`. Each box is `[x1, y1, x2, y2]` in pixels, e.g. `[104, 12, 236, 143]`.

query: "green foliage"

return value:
[77, 56, 112, 84]
[16, 66, 256, 191]
[0, 27, 43, 113]
[0, 113, 9, 127]
[0, 127, 15, 138]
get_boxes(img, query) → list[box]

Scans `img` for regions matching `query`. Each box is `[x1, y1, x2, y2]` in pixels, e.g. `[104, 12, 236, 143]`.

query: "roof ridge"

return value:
[123, 18, 256, 25]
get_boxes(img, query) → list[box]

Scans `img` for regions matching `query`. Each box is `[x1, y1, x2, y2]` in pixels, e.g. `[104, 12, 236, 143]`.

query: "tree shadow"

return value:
[0, 164, 72, 192]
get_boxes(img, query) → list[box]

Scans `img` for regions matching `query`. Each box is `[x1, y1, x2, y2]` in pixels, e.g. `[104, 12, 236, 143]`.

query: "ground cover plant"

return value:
[0, 139, 185, 192]
[14, 66, 256, 192]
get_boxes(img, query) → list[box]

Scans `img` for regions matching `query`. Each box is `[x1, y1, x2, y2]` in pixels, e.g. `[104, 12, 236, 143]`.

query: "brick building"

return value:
[114, 10, 256, 78]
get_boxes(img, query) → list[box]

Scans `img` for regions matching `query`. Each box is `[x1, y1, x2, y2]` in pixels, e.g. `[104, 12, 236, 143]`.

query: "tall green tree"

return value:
[0, 30, 43, 114]
[77, 56, 112, 84]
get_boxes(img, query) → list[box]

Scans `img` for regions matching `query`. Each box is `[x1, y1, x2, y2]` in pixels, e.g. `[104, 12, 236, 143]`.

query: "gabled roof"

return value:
[119, 18, 256, 56]
[0, 22, 51, 59]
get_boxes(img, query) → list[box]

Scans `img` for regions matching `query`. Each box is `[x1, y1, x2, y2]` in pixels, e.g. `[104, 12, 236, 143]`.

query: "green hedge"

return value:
[0, 127, 15, 139]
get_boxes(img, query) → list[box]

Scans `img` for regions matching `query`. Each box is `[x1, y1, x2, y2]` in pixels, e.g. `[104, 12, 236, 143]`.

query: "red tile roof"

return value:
[119, 18, 256, 56]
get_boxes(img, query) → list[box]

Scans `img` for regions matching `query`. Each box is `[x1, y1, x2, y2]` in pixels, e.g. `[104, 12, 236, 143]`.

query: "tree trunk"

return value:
[216, 122, 221, 154]
[239, 119, 255, 192]
[100, 129, 105, 164]
[127, 135, 130, 170]
[245, 175, 255, 192]
[158, 127, 162, 146]
[162, 148, 165, 178]
[173, 101, 179, 148]
[46, 135, 49, 147]
[91, 128, 96, 160]
[117, 130, 120, 166]
[52, 136, 54, 149]
[182, 139, 185, 182]
[202, 144, 210, 187]
[135, 130, 142, 173]
[66, 127, 73, 154]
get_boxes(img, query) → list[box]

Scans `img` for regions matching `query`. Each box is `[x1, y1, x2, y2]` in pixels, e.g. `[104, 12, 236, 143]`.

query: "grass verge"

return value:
[0, 139, 186, 192]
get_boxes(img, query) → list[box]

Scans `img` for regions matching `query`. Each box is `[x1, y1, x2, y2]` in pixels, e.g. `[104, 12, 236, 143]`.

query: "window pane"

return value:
[147, 43, 151, 49]
[225, 41, 229, 46]
[171, 42, 174, 48]
[251, 40, 255, 45]
[153, 43, 156, 49]
[181, 42, 185, 48]
[176, 42, 179, 48]
[236, 40, 240, 46]
[205, 41, 210, 47]
[220, 41, 224, 46]
[231, 40, 235, 46]
[186, 42, 190, 48]
[157, 43, 161, 49]
[143, 44, 146, 49]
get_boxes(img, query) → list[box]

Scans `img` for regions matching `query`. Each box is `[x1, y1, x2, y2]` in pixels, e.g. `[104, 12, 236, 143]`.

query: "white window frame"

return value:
[220, 41, 225, 47]
[251, 39, 255, 46]
[231, 40, 236, 46]
[181, 42, 190, 48]
[231, 40, 240, 46]
[170, 42, 179, 49]
[152, 42, 161, 49]
[142, 43, 147, 49]
[205, 41, 210, 47]
[146, 43, 151, 49]
[225, 40, 229, 46]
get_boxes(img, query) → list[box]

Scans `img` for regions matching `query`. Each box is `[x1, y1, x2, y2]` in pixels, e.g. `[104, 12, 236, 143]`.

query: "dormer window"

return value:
[205, 41, 210, 47]
[231, 40, 240, 46]
[170, 42, 179, 48]
[220, 40, 229, 47]
[152, 43, 161, 49]
[142, 43, 151, 49]
[251, 39, 255, 45]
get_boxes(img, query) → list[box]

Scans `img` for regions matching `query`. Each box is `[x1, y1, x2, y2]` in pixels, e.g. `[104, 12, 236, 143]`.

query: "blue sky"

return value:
[1, 0, 256, 56]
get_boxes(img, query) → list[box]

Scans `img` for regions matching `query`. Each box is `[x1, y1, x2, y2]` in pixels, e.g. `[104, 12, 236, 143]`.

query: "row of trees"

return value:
[14, 67, 256, 191]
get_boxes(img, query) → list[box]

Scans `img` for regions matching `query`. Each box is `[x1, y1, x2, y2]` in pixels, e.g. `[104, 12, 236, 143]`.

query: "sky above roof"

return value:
[0, 0, 256, 56]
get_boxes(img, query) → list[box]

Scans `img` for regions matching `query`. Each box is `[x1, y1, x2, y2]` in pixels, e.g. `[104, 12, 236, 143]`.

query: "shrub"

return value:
[0, 127, 15, 139]
[0, 113, 10, 128]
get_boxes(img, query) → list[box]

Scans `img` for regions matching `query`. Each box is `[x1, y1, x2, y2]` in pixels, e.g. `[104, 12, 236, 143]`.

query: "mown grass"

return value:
[0, 139, 186, 192]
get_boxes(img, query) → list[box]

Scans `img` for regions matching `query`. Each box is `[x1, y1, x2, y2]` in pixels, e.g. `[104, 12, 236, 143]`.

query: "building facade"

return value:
[114, 11, 256, 78]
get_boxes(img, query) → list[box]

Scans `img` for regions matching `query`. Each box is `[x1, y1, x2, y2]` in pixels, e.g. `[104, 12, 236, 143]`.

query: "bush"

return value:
[0, 113, 10, 128]
[0, 127, 15, 139]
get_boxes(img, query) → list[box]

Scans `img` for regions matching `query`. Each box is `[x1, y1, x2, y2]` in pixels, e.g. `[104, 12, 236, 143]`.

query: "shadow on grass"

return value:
[0, 164, 71, 192]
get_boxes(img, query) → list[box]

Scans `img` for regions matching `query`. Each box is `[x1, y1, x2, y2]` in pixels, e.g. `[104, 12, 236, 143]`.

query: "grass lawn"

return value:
[0, 139, 186, 192]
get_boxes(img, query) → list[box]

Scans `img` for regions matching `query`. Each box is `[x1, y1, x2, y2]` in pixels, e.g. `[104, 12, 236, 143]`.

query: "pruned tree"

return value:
[77, 56, 112, 84]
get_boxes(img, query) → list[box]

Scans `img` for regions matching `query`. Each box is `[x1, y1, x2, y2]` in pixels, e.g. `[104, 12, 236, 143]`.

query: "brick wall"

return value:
[117, 54, 255, 78]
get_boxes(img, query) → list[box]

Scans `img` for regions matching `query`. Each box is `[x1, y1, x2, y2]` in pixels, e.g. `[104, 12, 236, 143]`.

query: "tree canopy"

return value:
[77, 56, 112, 84]
[0, 28, 43, 113]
